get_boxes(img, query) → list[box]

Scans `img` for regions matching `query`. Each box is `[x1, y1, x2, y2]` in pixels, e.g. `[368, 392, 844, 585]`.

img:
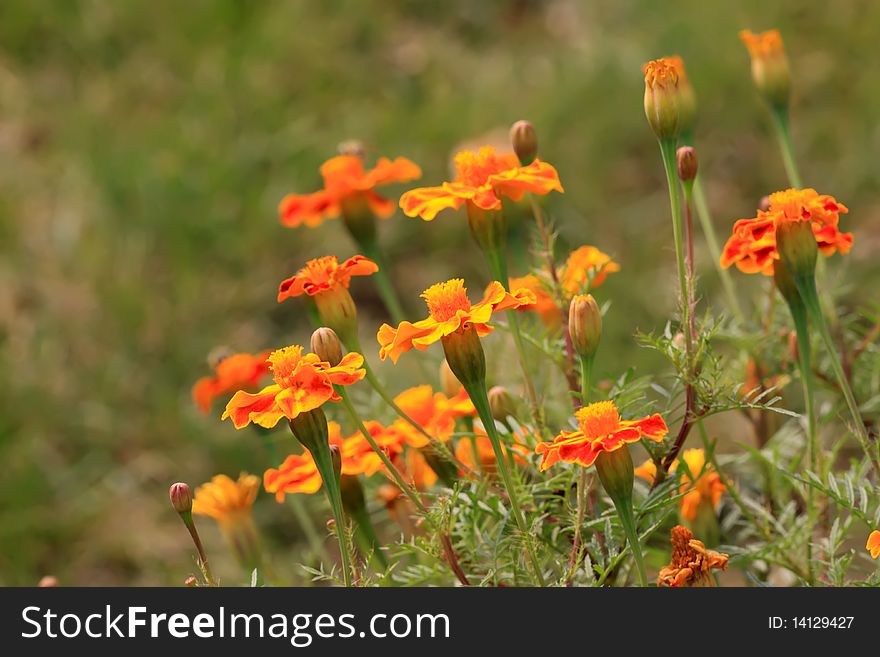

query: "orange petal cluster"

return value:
[192, 350, 271, 413]
[277, 255, 378, 301]
[867, 530, 880, 559]
[279, 155, 421, 228]
[399, 146, 563, 220]
[536, 400, 667, 470]
[657, 525, 729, 587]
[635, 449, 726, 522]
[377, 279, 536, 363]
[721, 188, 852, 276]
[222, 345, 365, 429]
[192, 473, 260, 527]
[386, 384, 475, 448]
[455, 430, 530, 475]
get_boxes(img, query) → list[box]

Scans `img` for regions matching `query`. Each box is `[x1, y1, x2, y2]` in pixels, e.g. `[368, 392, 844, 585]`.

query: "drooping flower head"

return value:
[721, 188, 852, 276]
[643, 58, 681, 141]
[222, 345, 365, 429]
[536, 400, 668, 471]
[657, 525, 729, 587]
[399, 146, 563, 221]
[377, 279, 536, 363]
[635, 448, 726, 522]
[279, 154, 421, 229]
[278, 255, 378, 339]
[192, 350, 272, 413]
[739, 29, 790, 108]
[867, 530, 880, 559]
[385, 384, 475, 448]
[192, 473, 260, 529]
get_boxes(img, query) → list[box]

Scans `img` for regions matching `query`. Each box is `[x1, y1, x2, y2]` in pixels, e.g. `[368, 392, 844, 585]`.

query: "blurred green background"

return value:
[1, 0, 878, 585]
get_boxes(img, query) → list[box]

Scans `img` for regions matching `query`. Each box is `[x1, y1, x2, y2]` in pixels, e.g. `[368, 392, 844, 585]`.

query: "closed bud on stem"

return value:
[509, 120, 538, 165]
[488, 386, 516, 421]
[643, 59, 681, 141]
[169, 482, 193, 514]
[740, 30, 790, 110]
[338, 139, 366, 159]
[676, 146, 698, 182]
[569, 294, 602, 358]
[776, 219, 818, 282]
[311, 327, 344, 366]
[439, 359, 463, 397]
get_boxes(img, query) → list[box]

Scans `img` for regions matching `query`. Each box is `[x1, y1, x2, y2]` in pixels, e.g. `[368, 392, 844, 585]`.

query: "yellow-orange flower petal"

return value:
[277, 255, 378, 301]
[377, 279, 536, 363]
[867, 530, 880, 559]
[455, 431, 530, 476]
[560, 245, 621, 293]
[535, 400, 668, 471]
[386, 384, 476, 448]
[222, 346, 365, 429]
[721, 188, 852, 276]
[279, 154, 421, 228]
[192, 473, 260, 527]
[264, 452, 323, 502]
[192, 350, 272, 413]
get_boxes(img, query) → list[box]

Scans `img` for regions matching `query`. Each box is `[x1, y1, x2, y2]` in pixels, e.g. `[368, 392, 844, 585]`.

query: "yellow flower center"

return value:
[300, 255, 340, 287]
[575, 400, 621, 438]
[453, 146, 512, 187]
[268, 345, 305, 388]
[421, 279, 472, 322]
[643, 59, 679, 89]
[767, 188, 816, 223]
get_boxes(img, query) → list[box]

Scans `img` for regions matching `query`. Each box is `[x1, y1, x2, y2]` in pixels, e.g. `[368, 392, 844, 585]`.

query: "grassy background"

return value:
[1, 0, 879, 585]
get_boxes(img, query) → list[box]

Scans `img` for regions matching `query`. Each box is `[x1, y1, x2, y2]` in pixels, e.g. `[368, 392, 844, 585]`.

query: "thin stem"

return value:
[181, 513, 216, 586]
[358, 238, 407, 324]
[614, 499, 648, 586]
[797, 276, 880, 478]
[568, 355, 593, 578]
[769, 108, 803, 188]
[351, 503, 390, 568]
[692, 176, 744, 321]
[465, 380, 546, 586]
[310, 447, 353, 587]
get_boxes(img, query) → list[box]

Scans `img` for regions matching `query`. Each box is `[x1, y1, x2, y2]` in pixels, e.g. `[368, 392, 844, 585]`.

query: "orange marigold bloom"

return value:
[339, 420, 406, 477]
[222, 345, 365, 429]
[560, 245, 620, 293]
[720, 188, 852, 276]
[377, 279, 536, 363]
[867, 530, 880, 559]
[508, 274, 560, 326]
[277, 254, 378, 301]
[192, 473, 260, 528]
[279, 154, 421, 229]
[657, 525, 729, 587]
[386, 384, 476, 448]
[536, 400, 668, 471]
[192, 350, 272, 413]
[455, 431, 530, 475]
[399, 146, 563, 220]
[264, 452, 323, 501]
[635, 449, 726, 522]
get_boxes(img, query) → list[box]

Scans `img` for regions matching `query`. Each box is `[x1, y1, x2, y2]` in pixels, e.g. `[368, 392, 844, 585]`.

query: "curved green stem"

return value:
[465, 380, 546, 586]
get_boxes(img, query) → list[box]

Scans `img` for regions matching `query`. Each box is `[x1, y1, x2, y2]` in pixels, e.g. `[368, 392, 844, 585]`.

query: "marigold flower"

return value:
[222, 345, 365, 429]
[643, 58, 681, 141]
[455, 431, 530, 475]
[377, 279, 536, 363]
[635, 449, 725, 522]
[739, 29, 790, 108]
[264, 452, 323, 501]
[279, 154, 421, 229]
[399, 146, 563, 221]
[657, 525, 729, 587]
[507, 274, 560, 326]
[569, 294, 602, 359]
[560, 245, 620, 294]
[192, 473, 260, 528]
[536, 400, 667, 471]
[386, 384, 475, 448]
[339, 420, 406, 477]
[867, 530, 880, 559]
[720, 188, 852, 276]
[654, 56, 696, 136]
[192, 351, 272, 413]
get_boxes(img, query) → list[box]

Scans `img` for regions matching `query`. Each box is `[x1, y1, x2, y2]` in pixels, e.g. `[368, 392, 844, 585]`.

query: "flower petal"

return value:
[222, 385, 285, 429]
[399, 185, 466, 220]
[279, 190, 339, 228]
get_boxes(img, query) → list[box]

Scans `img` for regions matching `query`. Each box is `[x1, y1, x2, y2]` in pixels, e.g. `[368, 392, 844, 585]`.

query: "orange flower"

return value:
[192, 350, 271, 413]
[192, 473, 260, 528]
[386, 384, 476, 448]
[390, 448, 438, 490]
[507, 274, 560, 326]
[657, 525, 729, 587]
[536, 400, 668, 471]
[867, 530, 880, 559]
[635, 449, 725, 522]
[377, 279, 536, 363]
[721, 188, 852, 276]
[264, 452, 323, 501]
[277, 255, 378, 301]
[643, 58, 681, 140]
[339, 420, 406, 477]
[455, 430, 530, 475]
[560, 245, 620, 293]
[279, 154, 421, 228]
[222, 345, 365, 429]
[399, 146, 563, 220]
[739, 29, 790, 107]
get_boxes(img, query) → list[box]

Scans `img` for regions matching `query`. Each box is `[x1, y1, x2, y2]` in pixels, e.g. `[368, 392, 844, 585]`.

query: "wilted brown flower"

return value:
[657, 525, 729, 587]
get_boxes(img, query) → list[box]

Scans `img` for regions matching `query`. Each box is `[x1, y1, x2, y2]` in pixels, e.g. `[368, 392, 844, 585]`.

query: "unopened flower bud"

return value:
[676, 146, 698, 182]
[311, 327, 344, 366]
[338, 139, 366, 159]
[488, 386, 516, 421]
[569, 294, 602, 358]
[169, 482, 193, 514]
[739, 30, 790, 110]
[643, 59, 681, 141]
[38, 576, 59, 587]
[759, 195, 771, 212]
[439, 359, 463, 397]
[184, 576, 198, 587]
[510, 120, 538, 165]
[326, 518, 336, 531]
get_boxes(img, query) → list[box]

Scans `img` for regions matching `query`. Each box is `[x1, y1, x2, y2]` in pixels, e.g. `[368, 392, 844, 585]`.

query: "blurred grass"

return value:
[1, 0, 879, 584]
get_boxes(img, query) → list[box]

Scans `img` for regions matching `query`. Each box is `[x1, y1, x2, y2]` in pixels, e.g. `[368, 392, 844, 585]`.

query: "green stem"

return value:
[796, 276, 880, 478]
[659, 139, 693, 372]
[465, 380, 546, 586]
[351, 503, 389, 568]
[579, 355, 593, 406]
[614, 498, 648, 586]
[770, 108, 803, 188]
[310, 445, 353, 587]
[692, 176, 744, 321]
[358, 238, 407, 324]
